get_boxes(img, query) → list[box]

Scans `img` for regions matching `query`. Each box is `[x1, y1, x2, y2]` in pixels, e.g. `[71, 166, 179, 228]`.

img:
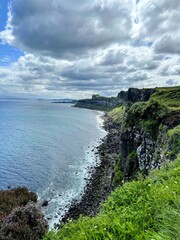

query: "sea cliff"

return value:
[1, 86, 180, 240]
[45, 86, 180, 239]
[56, 86, 180, 224]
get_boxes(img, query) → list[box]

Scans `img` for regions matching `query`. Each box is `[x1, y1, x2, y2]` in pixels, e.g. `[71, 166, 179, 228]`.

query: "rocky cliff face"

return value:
[108, 87, 180, 183]
[117, 88, 155, 104]
[119, 125, 170, 178]
[74, 88, 155, 110]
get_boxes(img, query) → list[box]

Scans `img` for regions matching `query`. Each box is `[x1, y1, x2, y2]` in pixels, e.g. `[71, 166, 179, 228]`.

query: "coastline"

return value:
[57, 114, 119, 228]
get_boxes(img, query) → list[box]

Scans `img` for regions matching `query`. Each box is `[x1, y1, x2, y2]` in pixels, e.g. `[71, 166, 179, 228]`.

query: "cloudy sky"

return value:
[0, 0, 180, 99]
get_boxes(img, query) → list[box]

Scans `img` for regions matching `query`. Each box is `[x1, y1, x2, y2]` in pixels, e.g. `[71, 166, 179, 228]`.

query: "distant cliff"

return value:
[74, 88, 155, 110]
[74, 94, 117, 111]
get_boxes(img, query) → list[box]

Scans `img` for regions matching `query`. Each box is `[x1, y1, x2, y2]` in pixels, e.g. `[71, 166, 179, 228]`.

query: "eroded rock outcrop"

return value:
[117, 88, 155, 104]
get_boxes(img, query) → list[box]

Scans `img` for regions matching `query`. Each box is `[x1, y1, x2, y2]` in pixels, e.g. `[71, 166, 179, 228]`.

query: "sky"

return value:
[0, 0, 180, 99]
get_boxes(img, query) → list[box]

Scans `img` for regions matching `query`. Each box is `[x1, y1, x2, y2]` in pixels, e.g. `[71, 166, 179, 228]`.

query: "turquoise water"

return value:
[0, 99, 106, 227]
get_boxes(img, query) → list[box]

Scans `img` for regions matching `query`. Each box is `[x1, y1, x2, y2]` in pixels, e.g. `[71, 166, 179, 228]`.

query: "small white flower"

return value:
[166, 186, 169, 188]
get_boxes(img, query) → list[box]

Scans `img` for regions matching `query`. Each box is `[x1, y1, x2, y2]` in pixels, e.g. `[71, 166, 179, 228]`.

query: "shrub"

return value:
[142, 100, 169, 121]
[0, 187, 37, 224]
[125, 102, 146, 126]
[0, 203, 48, 240]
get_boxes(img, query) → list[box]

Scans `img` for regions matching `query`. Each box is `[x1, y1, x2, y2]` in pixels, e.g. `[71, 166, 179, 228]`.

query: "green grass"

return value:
[44, 156, 180, 240]
[167, 126, 180, 159]
[108, 106, 125, 124]
[150, 86, 180, 110]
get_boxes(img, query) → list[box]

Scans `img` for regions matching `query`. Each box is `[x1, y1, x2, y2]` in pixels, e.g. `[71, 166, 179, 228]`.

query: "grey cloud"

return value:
[139, 0, 180, 37]
[61, 66, 112, 81]
[98, 46, 159, 71]
[137, 0, 180, 56]
[99, 48, 126, 66]
[166, 79, 178, 86]
[46, 78, 124, 92]
[125, 71, 149, 83]
[154, 34, 180, 54]
[8, 0, 132, 58]
[126, 56, 159, 71]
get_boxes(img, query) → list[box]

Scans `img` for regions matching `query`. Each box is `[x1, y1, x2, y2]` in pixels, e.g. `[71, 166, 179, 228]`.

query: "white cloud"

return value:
[0, 0, 180, 98]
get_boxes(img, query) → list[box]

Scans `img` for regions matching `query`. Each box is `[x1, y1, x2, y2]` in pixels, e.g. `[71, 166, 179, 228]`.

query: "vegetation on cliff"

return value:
[45, 155, 180, 240]
[108, 86, 180, 180]
[45, 86, 180, 239]
[1, 86, 179, 240]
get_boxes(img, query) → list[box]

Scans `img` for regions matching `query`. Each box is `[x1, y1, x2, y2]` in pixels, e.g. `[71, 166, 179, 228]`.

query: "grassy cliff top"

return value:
[108, 86, 180, 127]
[150, 86, 180, 110]
[45, 155, 180, 240]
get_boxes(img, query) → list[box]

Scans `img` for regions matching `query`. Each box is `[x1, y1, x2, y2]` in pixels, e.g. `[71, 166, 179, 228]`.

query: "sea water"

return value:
[0, 99, 106, 227]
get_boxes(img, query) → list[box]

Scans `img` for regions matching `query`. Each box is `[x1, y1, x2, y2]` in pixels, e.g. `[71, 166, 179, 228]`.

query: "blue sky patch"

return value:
[0, 0, 9, 31]
[0, 0, 24, 66]
[0, 44, 24, 66]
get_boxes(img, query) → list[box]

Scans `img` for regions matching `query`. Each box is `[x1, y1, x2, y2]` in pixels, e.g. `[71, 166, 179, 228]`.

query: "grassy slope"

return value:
[107, 106, 125, 124]
[45, 156, 180, 240]
[45, 87, 180, 240]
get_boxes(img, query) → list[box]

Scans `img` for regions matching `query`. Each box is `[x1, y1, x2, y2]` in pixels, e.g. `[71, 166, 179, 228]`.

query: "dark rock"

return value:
[117, 88, 155, 103]
[46, 215, 53, 220]
[42, 200, 48, 207]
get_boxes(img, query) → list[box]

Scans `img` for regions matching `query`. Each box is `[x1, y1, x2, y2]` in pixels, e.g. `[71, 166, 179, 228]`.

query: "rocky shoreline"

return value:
[57, 116, 120, 228]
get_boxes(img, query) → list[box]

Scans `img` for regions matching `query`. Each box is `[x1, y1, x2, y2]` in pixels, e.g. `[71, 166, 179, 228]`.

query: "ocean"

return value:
[0, 99, 106, 227]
